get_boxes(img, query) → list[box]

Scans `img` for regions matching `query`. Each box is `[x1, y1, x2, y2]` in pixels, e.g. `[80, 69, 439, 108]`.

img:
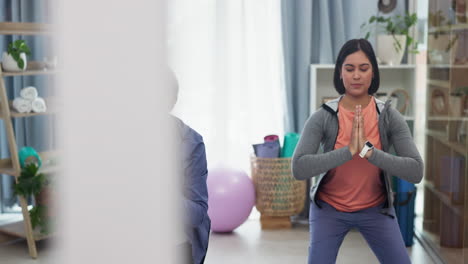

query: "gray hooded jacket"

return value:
[292, 96, 424, 217]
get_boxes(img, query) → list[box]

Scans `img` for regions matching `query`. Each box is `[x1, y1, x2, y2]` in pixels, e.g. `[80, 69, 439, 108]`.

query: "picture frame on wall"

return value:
[431, 88, 449, 115]
[389, 89, 410, 115]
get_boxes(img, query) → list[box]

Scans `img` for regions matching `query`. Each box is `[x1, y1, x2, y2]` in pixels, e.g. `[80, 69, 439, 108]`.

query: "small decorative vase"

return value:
[2, 51, 27, 71]
[376, 35, 406, 65]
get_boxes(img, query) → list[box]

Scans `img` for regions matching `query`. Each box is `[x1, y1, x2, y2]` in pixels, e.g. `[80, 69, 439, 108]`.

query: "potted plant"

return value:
[2, 40, 31, 72]
[361, 13, 418, 65]
[13, 163, 51, 234]
[427, 10, 459, 64]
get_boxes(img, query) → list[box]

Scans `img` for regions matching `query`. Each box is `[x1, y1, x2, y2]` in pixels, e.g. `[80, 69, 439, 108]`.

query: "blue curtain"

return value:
[0, 0, 55, 213]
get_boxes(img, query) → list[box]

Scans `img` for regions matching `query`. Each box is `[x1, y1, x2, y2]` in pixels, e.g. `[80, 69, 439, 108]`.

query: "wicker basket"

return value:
[251, 157, 306, 216]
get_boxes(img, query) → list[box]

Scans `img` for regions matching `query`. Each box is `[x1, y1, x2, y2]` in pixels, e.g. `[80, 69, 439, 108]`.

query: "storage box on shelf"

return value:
[0, 22, 56, 259]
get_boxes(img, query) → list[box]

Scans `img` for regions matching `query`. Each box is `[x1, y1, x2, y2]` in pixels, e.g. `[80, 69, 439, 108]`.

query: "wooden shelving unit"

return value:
[426, 129, 467, 156]
[309, 64, 417, 115]
[0, 151, 57, 177]
[2, 69, 56, 77]
[0, 22, 56, 259]
[1, 97, 55, 119]
[425, 182, 463, 217]
[428, 23, 468, 33]
[423, 0, 468, 261]
[427, 79, 451, 89]
[0, 221, 51, 241]
[0, 22, 53, 35]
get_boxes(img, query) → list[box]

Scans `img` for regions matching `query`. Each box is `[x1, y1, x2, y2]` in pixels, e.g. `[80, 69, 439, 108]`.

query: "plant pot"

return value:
[35, 186, 54, 218]
[427, 34, 459, 65]
[2, 51, 27, 72]
[376, 35, 407, 65]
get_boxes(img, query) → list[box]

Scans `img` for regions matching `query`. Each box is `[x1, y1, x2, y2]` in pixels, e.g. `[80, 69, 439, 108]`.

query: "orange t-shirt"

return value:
[317, 97, 386, 212]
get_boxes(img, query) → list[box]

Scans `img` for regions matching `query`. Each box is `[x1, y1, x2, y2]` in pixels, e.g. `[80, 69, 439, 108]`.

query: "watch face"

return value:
[366, 141, 373, 148]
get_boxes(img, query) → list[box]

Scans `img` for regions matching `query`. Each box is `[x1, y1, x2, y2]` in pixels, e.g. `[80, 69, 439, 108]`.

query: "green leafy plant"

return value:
[13, 163, 50, 234]
[428, 11, 459, 52]
[454, 86, 468, 95]
[13, 163, 45, 197]
[428, 10, 449, 27]
[7, 40, 31, 69]
[361, 12, 419, 54]
[29, 205, 49, 234]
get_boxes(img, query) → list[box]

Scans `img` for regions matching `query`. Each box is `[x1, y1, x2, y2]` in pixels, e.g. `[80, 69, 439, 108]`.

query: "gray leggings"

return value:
[308, 200, 411, 264]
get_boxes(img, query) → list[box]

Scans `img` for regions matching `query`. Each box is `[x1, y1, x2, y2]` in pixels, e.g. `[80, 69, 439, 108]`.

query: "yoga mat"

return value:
[280, 133, 300, 157]
[253, 140, 280, 158]
[264, 135, 279, 142]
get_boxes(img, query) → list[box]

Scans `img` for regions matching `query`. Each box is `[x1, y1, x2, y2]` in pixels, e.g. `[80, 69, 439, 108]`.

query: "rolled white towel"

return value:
[31, 97, 47, 113]
[13, 97, 32, 113]
[20, 86, 38, 101]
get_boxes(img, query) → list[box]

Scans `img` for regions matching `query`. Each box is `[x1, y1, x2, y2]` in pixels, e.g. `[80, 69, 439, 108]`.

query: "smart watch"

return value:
[359, 141, 374, 158]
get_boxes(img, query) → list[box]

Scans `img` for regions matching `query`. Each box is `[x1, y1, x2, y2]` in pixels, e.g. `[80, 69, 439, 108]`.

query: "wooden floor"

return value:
[0, 235, 53, 264]
[0, 212, 438, 264]
[205, 219, 436, 264]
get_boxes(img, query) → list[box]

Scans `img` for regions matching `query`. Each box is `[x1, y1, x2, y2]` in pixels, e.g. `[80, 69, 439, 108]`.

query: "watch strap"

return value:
[359, 141, 373, 158]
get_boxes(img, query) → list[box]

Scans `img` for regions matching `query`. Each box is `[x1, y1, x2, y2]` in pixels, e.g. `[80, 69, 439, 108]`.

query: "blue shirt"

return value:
[174, 116, 210, 264]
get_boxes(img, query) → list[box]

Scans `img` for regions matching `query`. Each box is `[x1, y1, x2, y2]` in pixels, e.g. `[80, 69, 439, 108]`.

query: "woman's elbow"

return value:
[292, 167, 304, 180]
[409, 160, 424, 184]
[411, 172, 423, 184]
[291, 157, 306, 180]
[415, 161, 424, 184]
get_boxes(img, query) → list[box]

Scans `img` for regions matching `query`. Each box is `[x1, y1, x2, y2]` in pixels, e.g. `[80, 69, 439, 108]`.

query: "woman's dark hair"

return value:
[333, 38, 380, 95]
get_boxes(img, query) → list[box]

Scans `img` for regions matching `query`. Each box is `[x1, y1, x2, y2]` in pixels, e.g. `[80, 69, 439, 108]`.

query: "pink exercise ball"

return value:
[207, 167, 255, 233]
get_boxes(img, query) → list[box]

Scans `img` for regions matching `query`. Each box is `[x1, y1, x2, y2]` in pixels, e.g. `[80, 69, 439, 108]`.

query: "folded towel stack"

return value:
[31, 97, 47, 113]
[20, 86, 38, 101]
[12, 86, 47, 113]
[13, 97, 32, 113]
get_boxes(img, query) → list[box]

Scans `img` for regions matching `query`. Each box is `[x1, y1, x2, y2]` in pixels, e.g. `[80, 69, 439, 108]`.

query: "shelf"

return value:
[0, 151, 58, 177]
[426, 129, 448, 139]
[8, 111, 50, 118]
[377, 65, 416, 69]
[310, 64, 416, 70]
[426, 129, 466, 155]
[0, 22, 53, 35]
[425, 182, 463, 217]
[0, 97, 57, 119]
[429, 23, 468, 33]
[1, 61, 58, 77]
[429, 64, 468, 69]
[428, 116, 468, 121]
[0, 167, 18, 176]
[0, 100, 54, 119]
[0, 19, 55, 259]
[2, 69, 57, 77]
[0, 221, 51, 241]
[428, 79, 451, 89]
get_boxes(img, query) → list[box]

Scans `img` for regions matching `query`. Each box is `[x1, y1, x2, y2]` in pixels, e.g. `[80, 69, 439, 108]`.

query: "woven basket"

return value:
[251, 157, 306, 216]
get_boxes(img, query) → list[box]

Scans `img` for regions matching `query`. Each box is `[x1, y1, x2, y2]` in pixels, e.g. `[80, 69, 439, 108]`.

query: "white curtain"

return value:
[168, 0, 285, 173]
